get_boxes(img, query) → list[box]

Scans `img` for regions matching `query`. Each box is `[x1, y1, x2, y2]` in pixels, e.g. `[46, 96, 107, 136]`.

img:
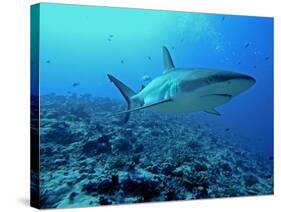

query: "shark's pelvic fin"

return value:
[107, 74, 136, 123]
[204, 108, 221, 116]
[163, 46, 175, 72]
[116, 98, 173, 114]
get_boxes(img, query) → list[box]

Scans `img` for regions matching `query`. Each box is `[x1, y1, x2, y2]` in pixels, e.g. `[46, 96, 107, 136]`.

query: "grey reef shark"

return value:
[108, 46, 256, 123]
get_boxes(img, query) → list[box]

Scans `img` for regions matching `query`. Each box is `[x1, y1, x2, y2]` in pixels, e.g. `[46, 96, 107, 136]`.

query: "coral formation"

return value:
[39, 94, 273, 208]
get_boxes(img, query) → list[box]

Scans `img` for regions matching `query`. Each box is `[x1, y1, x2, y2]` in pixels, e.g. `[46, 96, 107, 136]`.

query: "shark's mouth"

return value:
[201, 93, 233, 98]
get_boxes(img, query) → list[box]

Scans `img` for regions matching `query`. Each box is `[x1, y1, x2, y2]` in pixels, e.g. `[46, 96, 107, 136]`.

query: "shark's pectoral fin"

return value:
[201, 94, 231, 115]
[116, 98, 173, 114]
[204, 108, 221, 116]
[200, 93, 232, 106]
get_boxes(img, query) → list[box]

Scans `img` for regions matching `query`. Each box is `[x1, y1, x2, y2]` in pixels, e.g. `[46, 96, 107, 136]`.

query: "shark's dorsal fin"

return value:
[116, 98, 173, 114]
[204, 108, 221, 116]
[163, 46, 175, 72]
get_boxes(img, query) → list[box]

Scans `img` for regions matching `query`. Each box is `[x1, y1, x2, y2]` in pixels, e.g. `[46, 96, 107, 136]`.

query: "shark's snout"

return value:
[229, 72, 256, 86]
[222, 72, 256, 96]
[229, 73, 256, 84]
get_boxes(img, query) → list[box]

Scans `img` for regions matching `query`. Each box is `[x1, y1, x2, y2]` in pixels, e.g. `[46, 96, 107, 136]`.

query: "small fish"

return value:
[171, 46, 175, 50]
[244, 42, 250, 48]
[253, 65, 257, 69]
[148, 56, 151, 60]
[221, 16, 225, 21]
[31, 61, 35, 65]
[225, 128, 230, 132]
[268, 156, 273, 161]
[72, 82, 80, 87]
[237, 61, 241, 65]
[141, 75, 151, 82]
[265, 56, 270, 61]
[46, 60, 51, 64]
[107, 38, 112, 42]
[121, 60, 124, 64]
[109, 34, 114, 38]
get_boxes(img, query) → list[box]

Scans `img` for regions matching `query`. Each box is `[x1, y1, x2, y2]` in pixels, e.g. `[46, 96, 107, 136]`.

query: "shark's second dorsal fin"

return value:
[163, 46, 175, 73]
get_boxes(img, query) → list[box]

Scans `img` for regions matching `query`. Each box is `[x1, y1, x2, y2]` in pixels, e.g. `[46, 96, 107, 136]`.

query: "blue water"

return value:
[36, 3, 273, 157]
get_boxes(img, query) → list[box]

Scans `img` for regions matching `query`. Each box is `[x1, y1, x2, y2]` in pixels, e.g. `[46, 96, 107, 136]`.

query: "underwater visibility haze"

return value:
[31, 3, 273, 209]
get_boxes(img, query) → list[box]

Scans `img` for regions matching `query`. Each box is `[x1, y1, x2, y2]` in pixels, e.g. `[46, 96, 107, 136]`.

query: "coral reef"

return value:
[39, 94, 273, 208]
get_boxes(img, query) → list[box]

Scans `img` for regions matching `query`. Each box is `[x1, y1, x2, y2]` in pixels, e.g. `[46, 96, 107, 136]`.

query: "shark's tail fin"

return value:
[107, 74, 136, 123]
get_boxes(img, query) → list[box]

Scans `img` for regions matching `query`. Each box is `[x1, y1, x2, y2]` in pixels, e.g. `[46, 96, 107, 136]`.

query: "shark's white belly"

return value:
[147, 86, 232, 113]
[150, 96, 230, 113]
[137, 72, 252, 114]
